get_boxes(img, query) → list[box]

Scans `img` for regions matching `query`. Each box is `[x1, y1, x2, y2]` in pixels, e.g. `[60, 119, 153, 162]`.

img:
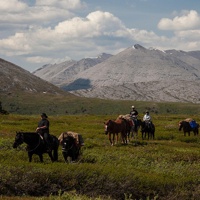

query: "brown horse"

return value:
[104, 118, 127, 146]
[117, 115, 141, 140]
[179, 120, 199, 136]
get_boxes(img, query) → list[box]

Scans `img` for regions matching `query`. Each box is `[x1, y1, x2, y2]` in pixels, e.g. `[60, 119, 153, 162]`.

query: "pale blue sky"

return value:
[0, 0, 200, 71]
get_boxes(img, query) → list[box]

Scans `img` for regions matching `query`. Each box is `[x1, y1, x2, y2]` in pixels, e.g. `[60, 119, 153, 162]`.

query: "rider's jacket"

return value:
[38, 118, 49, 134]
[143, 114, 151, 121]
[130, 109, 138, 118]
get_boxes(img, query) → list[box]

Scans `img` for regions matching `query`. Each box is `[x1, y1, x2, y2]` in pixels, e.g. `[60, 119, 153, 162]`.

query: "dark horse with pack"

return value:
[13, 131, 59, 162]
[58, 131, 84, 163]
[179, 119, 199, 136]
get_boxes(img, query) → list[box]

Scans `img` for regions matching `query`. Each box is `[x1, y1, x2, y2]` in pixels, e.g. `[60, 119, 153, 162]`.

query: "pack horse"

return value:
[179, 119, 199, 136]
[58, 131, 84, 163]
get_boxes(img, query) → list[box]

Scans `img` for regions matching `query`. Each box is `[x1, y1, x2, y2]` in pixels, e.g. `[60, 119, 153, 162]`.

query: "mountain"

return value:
[33, 44, 200, 103]
[32, 53, 112, 86]
[0, 58, 66, 95]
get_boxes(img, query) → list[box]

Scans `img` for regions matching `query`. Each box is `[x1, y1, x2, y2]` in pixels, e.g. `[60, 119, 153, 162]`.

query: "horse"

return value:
[179, 120, 199, 136]
[58, 131, 84, 163]
[129, 118, 142, 139]
[117, 115, 142, 141]
[104, 118, 127, 146]
[13, 132, 59, 162]
[141, 121, 155, 140]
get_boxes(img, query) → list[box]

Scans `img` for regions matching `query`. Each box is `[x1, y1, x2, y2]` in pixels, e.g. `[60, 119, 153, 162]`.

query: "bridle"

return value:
[62, 136, 75, 152]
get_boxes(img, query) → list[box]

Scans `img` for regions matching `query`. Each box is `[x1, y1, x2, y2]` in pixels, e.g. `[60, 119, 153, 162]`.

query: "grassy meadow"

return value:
[0, 112, 200, 200]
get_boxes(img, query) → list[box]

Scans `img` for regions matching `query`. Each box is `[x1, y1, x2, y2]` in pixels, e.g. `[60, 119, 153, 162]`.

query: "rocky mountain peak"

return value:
[32, 44, 200, 103]
[133, 44, 146, 50]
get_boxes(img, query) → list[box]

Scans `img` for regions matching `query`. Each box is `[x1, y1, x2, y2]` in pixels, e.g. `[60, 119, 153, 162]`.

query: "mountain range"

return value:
[33, 44, 200, 103]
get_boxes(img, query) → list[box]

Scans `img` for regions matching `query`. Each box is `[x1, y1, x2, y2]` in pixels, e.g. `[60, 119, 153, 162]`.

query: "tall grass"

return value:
[0, 114, 200, 199]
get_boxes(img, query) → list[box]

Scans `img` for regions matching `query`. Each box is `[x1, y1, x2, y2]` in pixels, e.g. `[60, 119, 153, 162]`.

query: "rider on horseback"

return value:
[36, 113, 51, 152]
[143, 110, 152, 127]
[130, 106, 139, 131]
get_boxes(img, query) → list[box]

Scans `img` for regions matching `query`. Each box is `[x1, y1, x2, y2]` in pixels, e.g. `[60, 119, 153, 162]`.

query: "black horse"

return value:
[61, 135, 81, 163]
[13, 132, 59, 162]
[141, 121, 155, 140]
[179, 120, 199, 136]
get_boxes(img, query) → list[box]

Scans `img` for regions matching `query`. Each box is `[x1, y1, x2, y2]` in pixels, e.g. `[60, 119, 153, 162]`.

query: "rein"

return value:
[67, 143, 74, 151]
[28, 137, 41, 152]
[63, 137, 75, 151]
[23, 133, 42, 152]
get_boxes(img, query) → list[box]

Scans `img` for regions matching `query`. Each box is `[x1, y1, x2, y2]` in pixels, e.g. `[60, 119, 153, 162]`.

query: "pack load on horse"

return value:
[104, 118, 127, 146]
[179, 118, 199, 136]
[13, 131, 59, 162]
[58, 131, 84, 162]
[141, 111, 155, 140]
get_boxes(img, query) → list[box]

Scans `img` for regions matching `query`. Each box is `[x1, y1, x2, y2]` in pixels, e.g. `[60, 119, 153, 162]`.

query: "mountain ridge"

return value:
[0, 58, 67, 95]
[32, 44, 200, 103]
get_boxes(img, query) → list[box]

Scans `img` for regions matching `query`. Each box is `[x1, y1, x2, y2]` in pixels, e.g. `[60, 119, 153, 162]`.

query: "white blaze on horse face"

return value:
[104, 125, 108, 131]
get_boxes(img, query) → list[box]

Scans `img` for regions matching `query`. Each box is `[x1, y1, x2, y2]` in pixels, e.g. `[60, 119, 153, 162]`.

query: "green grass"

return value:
[1, 92, 200, 116]
[1, 113, 200, 199]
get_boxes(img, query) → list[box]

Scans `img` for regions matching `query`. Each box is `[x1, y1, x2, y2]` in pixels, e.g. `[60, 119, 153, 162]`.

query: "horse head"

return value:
[62, 136, 76, 153]
[104, 120, 112, 135]
[178, 121, 183, 131]
[13, 132, 24, 148]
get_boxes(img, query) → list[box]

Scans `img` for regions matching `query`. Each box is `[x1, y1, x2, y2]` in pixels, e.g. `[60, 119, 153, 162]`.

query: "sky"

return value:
[1, 0, 200, 72]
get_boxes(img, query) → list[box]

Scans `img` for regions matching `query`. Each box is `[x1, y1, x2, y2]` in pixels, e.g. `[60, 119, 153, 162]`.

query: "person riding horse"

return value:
[36, 113, 51, 152]
[130, 105, 139, 131]
[143, 110, 153, 128]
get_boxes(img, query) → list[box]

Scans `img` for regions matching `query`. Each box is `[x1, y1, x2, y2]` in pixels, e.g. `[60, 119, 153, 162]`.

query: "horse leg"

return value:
[62, 152, 68, 163]
[28, 152, 33, 162]
[134, 129, 138, 139]
[123, 131, 127, 144]
[121, 132, 125, 144]
[188, 131, 190, 136]
[48, 151, 54, 162]
[53, 148, 58, 162]
[38, 154, 43, 162]
[131, 126, 135, 138]
[127, 129, 130, 142]
[75, 147, 80, 160]
[141, 131, 144, 140]
[145, 131, 147, 139]
[134, 125, 138, 138]
[116, 133, 119, 144]
[108, 133, 113, 145]
[125, 132, 128, 144]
